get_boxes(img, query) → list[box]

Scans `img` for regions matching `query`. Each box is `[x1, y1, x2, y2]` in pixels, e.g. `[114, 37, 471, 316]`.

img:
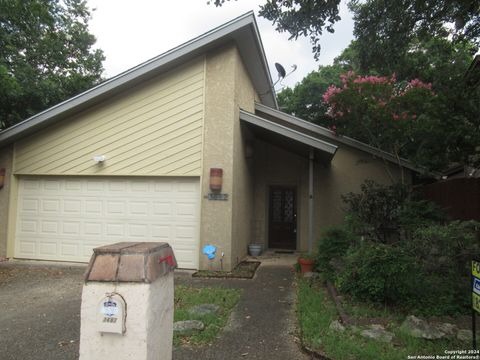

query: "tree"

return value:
[210, 0, 479, 61]
[277, 64, 344, 124]
[278, 36, 480, 173]
[0, 0, 104, 130]
[210, 0, 341, 60]
[350, 0, 479, 76]
[322, 71, 480, 174]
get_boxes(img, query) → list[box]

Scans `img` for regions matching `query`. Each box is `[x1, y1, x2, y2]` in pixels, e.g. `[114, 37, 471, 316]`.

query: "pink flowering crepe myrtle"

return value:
[322, 72, 434, 131]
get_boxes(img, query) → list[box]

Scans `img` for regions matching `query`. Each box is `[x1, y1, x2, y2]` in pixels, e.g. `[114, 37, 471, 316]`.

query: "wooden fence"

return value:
[418, 177, 480, 221]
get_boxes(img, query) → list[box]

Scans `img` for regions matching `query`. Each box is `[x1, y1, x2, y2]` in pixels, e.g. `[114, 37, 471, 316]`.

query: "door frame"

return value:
[267, 185, 297, 250]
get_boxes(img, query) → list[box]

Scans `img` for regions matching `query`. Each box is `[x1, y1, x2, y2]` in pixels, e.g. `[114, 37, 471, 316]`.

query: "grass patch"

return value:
[192, 261, 260, 279]
[174, 285, 241, 346]
[296, 277, 468, 360]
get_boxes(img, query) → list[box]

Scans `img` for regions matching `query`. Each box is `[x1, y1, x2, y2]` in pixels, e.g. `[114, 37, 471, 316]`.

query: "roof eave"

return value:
[239, 109, 338, 158]
[255, 103, 422, 172]
[0, 11, 276, 147]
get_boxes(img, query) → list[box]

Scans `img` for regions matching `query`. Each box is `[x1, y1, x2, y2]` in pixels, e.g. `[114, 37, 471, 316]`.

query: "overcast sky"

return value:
[87, 0, 354, 89]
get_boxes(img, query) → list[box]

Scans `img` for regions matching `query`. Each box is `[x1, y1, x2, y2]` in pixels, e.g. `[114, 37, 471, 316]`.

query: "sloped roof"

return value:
[254, 103, 420, 171]
[239, 109, 338, 162]
[0, 11, 276, 146]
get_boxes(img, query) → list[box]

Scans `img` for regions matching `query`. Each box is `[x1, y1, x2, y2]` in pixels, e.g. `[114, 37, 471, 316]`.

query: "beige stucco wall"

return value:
[0, 144, 14, 257]
[14, 58, 205, 177]
[313, 145, 407, 246]
[199, 44, 257, 271]
[230, 47, 257, 267]
[199, 45, 236, 271]
[252, 141, 408, 251]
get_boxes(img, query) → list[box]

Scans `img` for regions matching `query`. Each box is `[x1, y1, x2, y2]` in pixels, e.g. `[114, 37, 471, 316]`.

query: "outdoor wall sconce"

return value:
[209, 168, 223, 192]
[93, 155, 106, 163]
[0, 168, 5, 190]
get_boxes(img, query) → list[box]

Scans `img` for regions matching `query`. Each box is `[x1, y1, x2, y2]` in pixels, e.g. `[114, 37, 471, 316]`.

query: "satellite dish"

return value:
[261, 62, 298, 94]
[275, 63, 286, 78]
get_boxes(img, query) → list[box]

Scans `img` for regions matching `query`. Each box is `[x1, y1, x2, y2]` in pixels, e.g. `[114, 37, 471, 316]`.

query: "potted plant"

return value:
[248, 243, 263, 256]
[298, 253, 316, 273]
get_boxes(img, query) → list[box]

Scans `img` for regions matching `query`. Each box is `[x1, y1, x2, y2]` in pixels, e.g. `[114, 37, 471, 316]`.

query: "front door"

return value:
[268, 186, 297, 249]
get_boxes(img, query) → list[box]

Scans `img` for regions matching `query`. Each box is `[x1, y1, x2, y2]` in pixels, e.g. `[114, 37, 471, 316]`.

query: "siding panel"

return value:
[14, 58, 205, 176]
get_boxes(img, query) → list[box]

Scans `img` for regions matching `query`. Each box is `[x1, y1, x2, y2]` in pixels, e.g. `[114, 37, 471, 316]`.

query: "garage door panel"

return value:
[64, 199, 82, 214]
[86, 180, 105, 192]
[39, 242, 57, 256]
[106, 201, 126, 215]
[65, 180, 82, 191]
[61, 243, 79, 257]
[18, 241, 36, 255]
[19, 220, 37, 233]
[84, 222, 102, 235]
[44, 180, 61, 191]
[15, 177, 200, 268]
[151, 225, 172, 240]
[42, 199, 60, 212]
[63, 221, 81, 235]
[176, 225, 196, 239]
[129, 201, 149, 215]
[85, 200, 103, 214]
[41, 221, 59, 234]
[20, 198, 40, 213]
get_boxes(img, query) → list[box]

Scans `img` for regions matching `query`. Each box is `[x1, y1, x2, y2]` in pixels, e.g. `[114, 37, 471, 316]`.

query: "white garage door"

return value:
[15, 177, 200, 268]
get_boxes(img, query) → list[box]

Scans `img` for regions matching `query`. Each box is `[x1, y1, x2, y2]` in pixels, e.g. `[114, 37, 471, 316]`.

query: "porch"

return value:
[239, 105, 338, 253]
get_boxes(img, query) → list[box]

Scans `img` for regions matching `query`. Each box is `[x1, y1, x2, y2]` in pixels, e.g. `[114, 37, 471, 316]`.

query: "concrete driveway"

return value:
[0, 261, 85, 360]
[0, 254, 308, 360]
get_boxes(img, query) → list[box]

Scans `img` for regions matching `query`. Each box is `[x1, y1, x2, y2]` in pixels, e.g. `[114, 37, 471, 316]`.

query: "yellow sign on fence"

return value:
[474, 260, 480, 279]
[473, 260, 480, 314]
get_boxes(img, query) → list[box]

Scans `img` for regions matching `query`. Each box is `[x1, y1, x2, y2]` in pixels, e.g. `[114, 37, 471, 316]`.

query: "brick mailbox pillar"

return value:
[79, 242, 176, 360]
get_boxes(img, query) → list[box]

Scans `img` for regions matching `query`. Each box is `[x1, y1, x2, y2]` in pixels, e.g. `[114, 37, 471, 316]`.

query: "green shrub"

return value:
[315, 226, 356, 278]
[333, 221, 480, 315]
[405, 220, 480, 314]
[342, 180, 446, 243]
[408, 220, 479, 273]
[341, 180, 408, 243]
[325, 180, 478, 315]
[336, 242, 420, 306]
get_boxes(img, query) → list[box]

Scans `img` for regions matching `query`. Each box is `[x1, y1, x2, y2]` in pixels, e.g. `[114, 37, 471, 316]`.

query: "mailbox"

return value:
[79, 242, 176, 360]
[98, 294, 126, 334]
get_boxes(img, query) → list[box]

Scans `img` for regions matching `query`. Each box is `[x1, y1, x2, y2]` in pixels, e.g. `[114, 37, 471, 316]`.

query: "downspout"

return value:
[308, 147, 314, 253]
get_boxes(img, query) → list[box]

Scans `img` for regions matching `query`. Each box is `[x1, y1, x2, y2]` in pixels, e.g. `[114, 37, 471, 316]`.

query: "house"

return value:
[0, 12, 415, 270]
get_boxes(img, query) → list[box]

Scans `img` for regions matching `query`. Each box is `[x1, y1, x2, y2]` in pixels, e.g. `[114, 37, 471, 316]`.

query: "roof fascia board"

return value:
[255, 103, 419, 171]
[0, 11, 276, 146]
[248, 15, 278, 109]
[239, 109, 337, 155]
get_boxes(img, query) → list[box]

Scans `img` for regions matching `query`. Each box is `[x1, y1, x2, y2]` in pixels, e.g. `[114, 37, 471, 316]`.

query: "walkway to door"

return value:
[174, 253, 309, 360]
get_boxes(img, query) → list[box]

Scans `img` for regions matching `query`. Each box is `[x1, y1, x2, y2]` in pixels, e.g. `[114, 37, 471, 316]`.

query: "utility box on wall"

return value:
[79, 242, 177, 360]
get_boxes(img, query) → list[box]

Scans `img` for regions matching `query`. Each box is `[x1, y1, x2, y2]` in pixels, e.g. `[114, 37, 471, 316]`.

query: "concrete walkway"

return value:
[174, 254, 310, 360]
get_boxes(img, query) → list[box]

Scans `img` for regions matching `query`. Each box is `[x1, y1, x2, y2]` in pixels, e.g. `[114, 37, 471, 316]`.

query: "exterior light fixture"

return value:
[0, 168, 5, 190]
[93, 155, 106, 163]
[209, 168, 223, 192]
